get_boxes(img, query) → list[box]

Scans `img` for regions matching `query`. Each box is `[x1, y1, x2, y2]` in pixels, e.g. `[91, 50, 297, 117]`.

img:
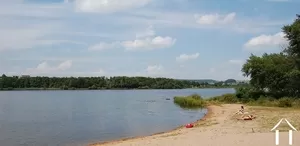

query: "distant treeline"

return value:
[0, 74, 246, 90]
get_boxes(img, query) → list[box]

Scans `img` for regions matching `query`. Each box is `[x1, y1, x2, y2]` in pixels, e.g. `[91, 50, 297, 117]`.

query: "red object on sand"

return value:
[185, 123, 194, 128]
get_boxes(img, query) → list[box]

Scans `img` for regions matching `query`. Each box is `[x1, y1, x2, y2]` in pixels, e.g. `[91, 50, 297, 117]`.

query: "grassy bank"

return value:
[208, 94, 300, 108]
[174, 93, 300, 109]
[173, 94, 206, 108]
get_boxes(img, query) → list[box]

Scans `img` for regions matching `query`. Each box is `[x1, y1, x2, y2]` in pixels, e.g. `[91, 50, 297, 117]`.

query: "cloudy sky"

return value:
[0, 0, 298, 80]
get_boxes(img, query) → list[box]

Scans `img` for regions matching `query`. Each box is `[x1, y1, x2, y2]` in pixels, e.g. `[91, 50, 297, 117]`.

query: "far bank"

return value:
[0, 86, 238, 91]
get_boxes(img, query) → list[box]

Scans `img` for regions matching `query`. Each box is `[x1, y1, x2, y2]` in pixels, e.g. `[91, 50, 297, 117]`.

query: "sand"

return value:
[90, 104, 300, 146]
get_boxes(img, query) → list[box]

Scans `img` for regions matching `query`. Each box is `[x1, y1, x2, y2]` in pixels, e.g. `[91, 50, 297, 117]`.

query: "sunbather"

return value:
[235, 105, 245, 115]
[239, 106, 244, 113]
[237, 115, 256, 120]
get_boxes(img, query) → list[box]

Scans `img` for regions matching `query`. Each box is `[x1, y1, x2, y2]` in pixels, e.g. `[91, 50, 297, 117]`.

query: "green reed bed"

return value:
[173, 94, 206, 108]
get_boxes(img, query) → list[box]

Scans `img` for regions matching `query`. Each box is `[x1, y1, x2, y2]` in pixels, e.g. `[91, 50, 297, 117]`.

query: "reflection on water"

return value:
[0, 88, 234, 146]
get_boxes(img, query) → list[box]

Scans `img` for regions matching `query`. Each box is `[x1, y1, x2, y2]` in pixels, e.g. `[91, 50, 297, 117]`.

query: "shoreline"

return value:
[0, 87, 237, 91]
[88, 106, 213, 146]
[89, 104, 300, 146]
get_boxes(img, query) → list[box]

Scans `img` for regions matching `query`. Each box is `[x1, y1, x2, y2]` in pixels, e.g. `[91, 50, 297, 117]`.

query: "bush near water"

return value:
[174, 92, 300, 109]
[207, 89, 300, 108]
[173, 94, 206, 108]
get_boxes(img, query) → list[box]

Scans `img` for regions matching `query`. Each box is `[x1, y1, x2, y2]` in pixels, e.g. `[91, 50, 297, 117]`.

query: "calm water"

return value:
[0, 88, 235, 146]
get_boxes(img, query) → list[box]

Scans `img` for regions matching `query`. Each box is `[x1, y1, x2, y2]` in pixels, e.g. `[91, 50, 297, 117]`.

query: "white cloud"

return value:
[0, 2, 72, 51]
[23, 68, 107, 77]
[122, 36, 176, 51]
[244, 32, 288, 49]
[0, 0, 66, 18]
[0, 24, 63, 51]
[25, 60, 73, 74]
[176, 53, 199, 62]
[73, 68, 106, 76]
[88, 42, 120, 51]
[57, 60, 73, 70]
[0, 0, 291, 80]
[74, 0, 152, 13]
[87, 26, 175, 51]
[135, 25, 155, 38]
[146, 65, 164, 75]
[125, 10, 288, 34]
[127, 10, 288, 34]
[194, 12, 236, 25]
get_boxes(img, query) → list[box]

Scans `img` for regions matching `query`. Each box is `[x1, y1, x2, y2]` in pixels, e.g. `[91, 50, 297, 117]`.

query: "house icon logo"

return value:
[270, 118, 297, 145]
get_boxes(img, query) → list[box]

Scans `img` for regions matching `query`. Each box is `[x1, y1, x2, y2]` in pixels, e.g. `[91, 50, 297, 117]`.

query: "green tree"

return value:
[282, 14, 300, 68]
[0, 75, 232, 90]
[241, 14, 300, 98]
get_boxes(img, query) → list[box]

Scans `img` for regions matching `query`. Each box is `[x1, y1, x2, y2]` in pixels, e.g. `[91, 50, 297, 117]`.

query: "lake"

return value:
[0, 88, 235, 146]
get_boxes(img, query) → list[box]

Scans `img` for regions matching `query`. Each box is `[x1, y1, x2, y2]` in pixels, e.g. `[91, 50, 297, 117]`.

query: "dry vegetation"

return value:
[248, 106, 300, 132]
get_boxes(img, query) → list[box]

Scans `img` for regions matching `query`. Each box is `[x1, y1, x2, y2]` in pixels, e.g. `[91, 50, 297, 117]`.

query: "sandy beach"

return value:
[90, 104, 300, 146]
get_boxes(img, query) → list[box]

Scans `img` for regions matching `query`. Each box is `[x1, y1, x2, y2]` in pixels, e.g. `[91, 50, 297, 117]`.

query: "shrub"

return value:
[7, 87, 13, 90]
[292, 98, 300, 108]
[174, 93, 300, 109]
[208, 93, 239, 103]
[240, 97, 255, 103]
[220, 94, 239, 103]
[190, 94, 202, 100]
[244, 96, 298, 108]
[89, 85, 97, 90]
[173, 94, 206, 109]
[235, 86, 249, 99]
[276, 97, 294, 107]
[246, 96, 273, 106]
[235, 86, 266, 100]
[60, 85, 68, 90]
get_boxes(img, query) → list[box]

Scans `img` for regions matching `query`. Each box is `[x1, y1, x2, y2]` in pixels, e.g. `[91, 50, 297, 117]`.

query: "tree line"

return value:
[238, 14, 300, 100]
[0, 75, 244, 90]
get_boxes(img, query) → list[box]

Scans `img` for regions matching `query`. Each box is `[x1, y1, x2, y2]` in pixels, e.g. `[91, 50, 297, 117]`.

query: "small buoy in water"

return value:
[185, 123, 194, 128]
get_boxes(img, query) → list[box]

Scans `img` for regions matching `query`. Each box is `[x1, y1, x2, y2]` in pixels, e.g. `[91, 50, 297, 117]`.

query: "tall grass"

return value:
[173, 93, 300, 109]
[173, 94, 206, 108]
[208, 94, 300, 108]
[206, 93, 239, 103]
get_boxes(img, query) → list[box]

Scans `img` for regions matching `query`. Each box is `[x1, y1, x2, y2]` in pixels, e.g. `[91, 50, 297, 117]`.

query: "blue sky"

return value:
[0, 0, 298, 80]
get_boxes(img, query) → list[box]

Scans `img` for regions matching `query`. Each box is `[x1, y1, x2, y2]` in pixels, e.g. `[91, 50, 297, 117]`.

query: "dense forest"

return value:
[0, 75, 245, 90]
[237, 14, 300, 100]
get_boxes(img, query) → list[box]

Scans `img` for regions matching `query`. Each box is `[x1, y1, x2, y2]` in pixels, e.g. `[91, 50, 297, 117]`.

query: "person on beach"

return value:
[237, 114, 256, 120]
[235, 105, 245, 115]
[240, 106, 244, 113]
